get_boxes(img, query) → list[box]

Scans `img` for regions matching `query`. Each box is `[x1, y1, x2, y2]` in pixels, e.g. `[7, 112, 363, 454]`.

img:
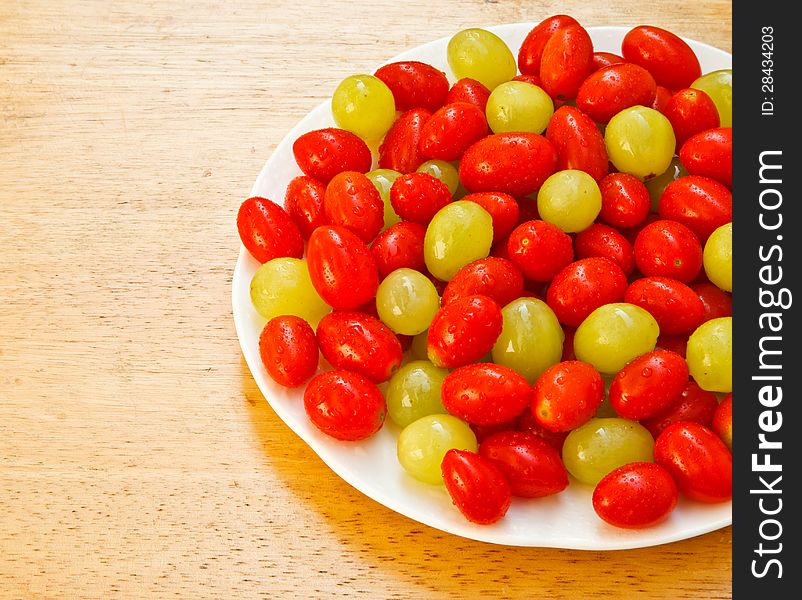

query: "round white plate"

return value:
[232, 24, 732, 549]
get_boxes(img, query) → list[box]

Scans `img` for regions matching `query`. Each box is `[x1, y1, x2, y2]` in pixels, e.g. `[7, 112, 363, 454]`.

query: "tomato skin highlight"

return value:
[374, 61, 449, 112]
[303, 370, 386, 441]
[259, 316, 319, 387]
[427, 295, 503, 369]
[573, 223, 636, 276]
[442, 257, 524, 307]
[445, 78, 491, 112]
[292, 128, 372, 183]
[664, 88, 720, 148]
[518, 15, 580, 75]
[442, 363, 533, 425]
[634, 219, 703, 283]
[419, 102, 488, 161]
[540, 24, 594, 100]
[532, 360, 604, 432]
[370, 221, 427, 279]
[378, 108, 432, 174]
[658, 175, 732, 242]
[622, 25, 702, 89]
[546, 257, 628, 327]
[576, 63, 657, 124]
[441, 449, 512, 525]
[640, 380, 718, 438]
[237, 196, 304, 263]
[324, 171, 384, 243]
[507, 220, 574, 282]
[546, 106, 609, 182]
[390, 171, 452, 225]
[609, 350, 689, 420]
[284, 176, 328, 240]
[592, 462, 678, 528]
[679, 127, 732, 189]
[624, 276, 705, 334]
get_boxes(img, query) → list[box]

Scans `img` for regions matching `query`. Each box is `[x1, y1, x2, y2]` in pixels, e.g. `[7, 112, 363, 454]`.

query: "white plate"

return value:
[232, 24, 732, 549]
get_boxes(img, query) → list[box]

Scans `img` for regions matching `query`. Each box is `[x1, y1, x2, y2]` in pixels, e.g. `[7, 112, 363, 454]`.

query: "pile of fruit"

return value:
[237, 16, 733, 529]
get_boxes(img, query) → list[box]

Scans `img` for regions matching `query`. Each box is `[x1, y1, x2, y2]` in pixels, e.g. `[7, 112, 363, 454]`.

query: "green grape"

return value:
[417, 160, 460, 196]
[686, 317, 732, 393]
[376, 268, 440, 335]
[424, 201, 493, 281]
[485, 81, 554, 134]
[692, 69, 732, 127]
[250, 258, 330, 326]
[644, 156, 688, 212]
[537, 170, 602, 233]
[446, 28, 517, 90]
[703, 222, 732, 292]
[562, 418, 655, 485]
[397, 414, 477, 484]
[332, 74, 396, 141]
[386, 360, 449, 427]
[604, 106, 676, 180]
[574, 303, 659, 375]
[491, 297, 564, 384]
[366, 169, 403, 229]
[409, 330, 430, 360]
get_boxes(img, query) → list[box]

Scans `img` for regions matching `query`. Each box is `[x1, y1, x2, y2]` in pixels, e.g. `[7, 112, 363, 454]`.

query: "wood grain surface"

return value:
[1, 1, 732, 598]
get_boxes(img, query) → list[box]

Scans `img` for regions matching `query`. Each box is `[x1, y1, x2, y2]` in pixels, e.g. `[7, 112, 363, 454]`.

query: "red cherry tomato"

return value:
[445, 78, 491, 112]
[679, 127, 732, 188]
[480, 431, 568, 497]
[651, 85, 673, 113]
[692, 282, 732, 323]
[470, 421, 518, 445]
[664, 88, 720, 148]
[619, 212, 661, 247]
[518, 15, 580, 75]
[237, 196, 304, 263]
[370, 221, 427, 279]
[609, 350, 689, 420]
[389, 171, 452, 225]
[324, 171, 384, 243]
[461, 192, 520, 242]
[512, 74, 543, 86]
[624, 276, 705, 334]
[576, 63, 657, 124]
[292, 128, 372, 183]
[427, 295, 503, 369]
[418, 102, 488, 161]
[545, 106, 609, 182]
[442, 257, 524, 307]
[259, 315, 319, 387]
[591, 52, 625, 71]
[539, 24, 594, 100]
[655, 334, 688, 358]
[374, 61, 449, 112]
[532, 360, 604, 432]
[712, 393, 733, 450]
[634, 219, 703, 283]
[560, 327, 577, 361]
[307, 225, 379, 310]
[441, 449, 512, 525]
[507, 220, 574, 281]
[442, 363, 532, 425]
[516, 198, 541, 223]
[654, 422, 732, 502]
[378, 108, 432, 173]
[658, 175, 732, 242]
[573, 223, 636, 275]
[640, 380, 718, 438]
[515, 407, 570, 450]
[622, 26, 702, 89]
[459, 133, 558, 197]
[316, 311, 403, 383]
[303, 370, 386, 441]
[284, 175, 328, 240]
[592, 462, 678, 528]
[546, 257, 628, 327]
[598, 172, 651, 229]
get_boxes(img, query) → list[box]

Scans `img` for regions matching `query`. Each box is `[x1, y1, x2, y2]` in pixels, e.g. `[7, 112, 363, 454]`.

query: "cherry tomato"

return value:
[576, 63, 657, 124]
[292, 128, 372, 183]
[592, 462, 678, 528]
[470, 421, 518, 445]
[651, 85, 673, 113]
[692, 282, 732, 323]
[516, 198, 541, 223]
[237, 196, 304, 263]
[609, 350, 689, 420]
[445, 77, 491, 112]
[419, 102, 488, 161]
[427, 295, 503, 368]
[307, 225, 379, 310]
[545, 106, 609, 182]
[679, 127, 732, 188]
[573, 223, 636, 275]
[512, 74, 543, 86]
[459, 133, 558, 197]
[518, 15, 580, 75]
[622, 26, 702, 89]
[640, 380, 718, 438]
[658, 175, 732, 242]
[655, 334, 688, 358]
[598, 172, 651, 229]
[546, 257, 628, 327]
[374, 61, 449, 112]
[539, 24, 594, 100]
[620, 212, 660, 247]
[507, 220, 573, 281]
[532, 360, 604, 431]
[441, 449, 511, 524]
[316, 311, 403, 383]
[442, 257, 524, 307]
[284, 175, 327, 240]
[479, 431, 568, 497]
[461, 192, 520, 242]
[259, 315, 319, 387]
[624, 276, 705, 334]
[378, 108, 432, 173]
[591, 52, 624, 71]
[712, 393, 733, 450]
[324, 171, 384, 243]
[664, 88, 720, 148]
[560, 327, 577, 361]
[515, 408, 570, 451]
[442, 363, 532, 425]
[304, 370, 386, 441]
[654, 422, 732, 502]
[634, 219, 703, 283]
[389, 171, 452, 225]
[370, 221, 427, 279]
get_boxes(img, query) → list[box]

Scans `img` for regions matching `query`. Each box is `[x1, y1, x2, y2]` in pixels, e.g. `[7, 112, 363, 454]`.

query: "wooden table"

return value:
[0, 1, 732, 597]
